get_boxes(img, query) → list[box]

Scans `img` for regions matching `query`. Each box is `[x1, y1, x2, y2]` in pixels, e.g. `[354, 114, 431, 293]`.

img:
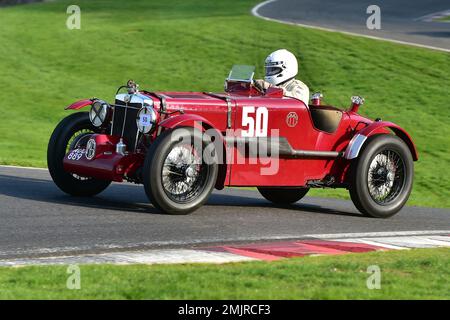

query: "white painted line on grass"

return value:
[251, 0, 450, 53]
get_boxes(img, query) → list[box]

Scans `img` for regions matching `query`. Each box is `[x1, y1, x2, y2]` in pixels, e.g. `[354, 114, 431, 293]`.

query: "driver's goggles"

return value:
[265, 66, 282, 76]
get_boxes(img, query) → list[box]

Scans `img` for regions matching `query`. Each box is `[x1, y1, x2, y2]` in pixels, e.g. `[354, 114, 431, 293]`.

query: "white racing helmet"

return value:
[264, 49, 298, 86]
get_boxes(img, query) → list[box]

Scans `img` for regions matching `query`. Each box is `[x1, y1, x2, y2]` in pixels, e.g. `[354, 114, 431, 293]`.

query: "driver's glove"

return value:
[254, 79, 272, 92]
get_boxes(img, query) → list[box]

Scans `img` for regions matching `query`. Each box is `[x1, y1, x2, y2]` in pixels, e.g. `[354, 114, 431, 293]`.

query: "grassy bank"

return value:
[0, 248, 448, 299]
[0, 0, 449, 207]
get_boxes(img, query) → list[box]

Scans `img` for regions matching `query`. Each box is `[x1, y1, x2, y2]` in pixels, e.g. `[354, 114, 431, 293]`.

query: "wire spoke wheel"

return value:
[349, 134, 414, 218]
[367, 149, 405, 205]
[161, 143, 209, 203]
[143, 127, 218, 215]
[47, 112, 111, 197]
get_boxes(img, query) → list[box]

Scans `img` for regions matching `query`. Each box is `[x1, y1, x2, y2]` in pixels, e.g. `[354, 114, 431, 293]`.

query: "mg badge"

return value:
[124, 94, 131, 103]
[286, 112, 298, 127]
[85, 138, 96, 160]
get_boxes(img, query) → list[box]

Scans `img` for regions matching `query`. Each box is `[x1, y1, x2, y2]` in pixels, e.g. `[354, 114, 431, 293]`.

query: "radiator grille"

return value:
[111, 100, 140, 152]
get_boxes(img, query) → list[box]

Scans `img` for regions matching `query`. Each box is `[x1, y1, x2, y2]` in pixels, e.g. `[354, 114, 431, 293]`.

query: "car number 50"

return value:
[241, 106, 268, 137]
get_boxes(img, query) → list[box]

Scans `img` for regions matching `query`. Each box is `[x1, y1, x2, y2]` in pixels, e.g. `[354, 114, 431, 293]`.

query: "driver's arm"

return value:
[254, 79, 272, 92]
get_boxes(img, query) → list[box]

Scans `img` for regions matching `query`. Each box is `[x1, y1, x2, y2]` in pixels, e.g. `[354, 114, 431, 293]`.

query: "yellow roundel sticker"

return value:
[286, 112, 298, 127]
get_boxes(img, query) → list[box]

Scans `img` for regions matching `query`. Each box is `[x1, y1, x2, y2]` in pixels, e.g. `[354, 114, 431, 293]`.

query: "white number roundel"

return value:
[241, 106, 268, 137]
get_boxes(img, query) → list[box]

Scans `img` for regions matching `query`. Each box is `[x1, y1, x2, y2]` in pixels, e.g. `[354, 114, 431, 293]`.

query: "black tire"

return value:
[143, 127, 218, 215]
[258, 187, 309, 204]
[47, 112, 111, 196]
[349, 134, 414, 218]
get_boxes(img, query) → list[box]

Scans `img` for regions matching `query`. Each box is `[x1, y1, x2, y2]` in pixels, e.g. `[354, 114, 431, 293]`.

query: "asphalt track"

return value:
[0, 166, 448, 260]
[254, 0, 450, 51]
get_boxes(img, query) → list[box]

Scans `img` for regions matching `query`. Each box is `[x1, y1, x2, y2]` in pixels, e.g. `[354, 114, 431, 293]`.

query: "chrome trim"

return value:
[116, 138, 126, 155]
[115, 93, 154, 106]
[110, 105, 116, 135]
[89, 100, 110, 128]
[344, 134, 367, 159]
[113, 93, 154, 142]
[224, 97, 232, 128]
[151, 92, 167, 112]
[134, 130, 140, 151]
[226, 136, 342, 158]
[151, 92, 167, 136]
[136, 106, 157, 134]
[120, 100, 129, 138]
[226, 74, 254, 83]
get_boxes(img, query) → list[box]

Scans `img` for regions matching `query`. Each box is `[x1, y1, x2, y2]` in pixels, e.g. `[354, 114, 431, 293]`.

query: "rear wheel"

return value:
[47, 112, 111, 196]
[349, 135, 414, 218]
[143, 127, 218, 215]
[258, 187, 309, 204]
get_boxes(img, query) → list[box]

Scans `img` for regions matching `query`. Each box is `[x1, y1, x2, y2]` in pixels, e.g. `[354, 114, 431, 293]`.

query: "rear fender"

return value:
[344, 121, 418, 161]
[65, 99, 94, 110]
[158, 114, 228, 189]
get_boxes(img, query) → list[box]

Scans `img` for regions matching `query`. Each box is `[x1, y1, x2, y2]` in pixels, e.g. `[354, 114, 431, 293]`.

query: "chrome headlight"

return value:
[89, 100, 111, 127]
[136, 106, 157, 134]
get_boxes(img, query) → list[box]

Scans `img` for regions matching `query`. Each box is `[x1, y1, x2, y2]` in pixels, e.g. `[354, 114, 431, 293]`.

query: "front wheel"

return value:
[349, 135, 414, 218]
[258, 187, 309, 204]
[143, 127, 218, 215]
[47, 112, 111, 197]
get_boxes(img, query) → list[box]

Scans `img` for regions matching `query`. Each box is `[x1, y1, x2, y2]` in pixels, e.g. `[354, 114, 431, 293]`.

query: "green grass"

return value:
[0, 0, 449, 207]
[0, 248, 448, 299]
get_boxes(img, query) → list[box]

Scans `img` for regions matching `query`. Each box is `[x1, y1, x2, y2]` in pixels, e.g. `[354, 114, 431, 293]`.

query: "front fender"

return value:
[65, 98, 94, 110]
[344, 121, 418, 161]
[158, 114, 215, 131]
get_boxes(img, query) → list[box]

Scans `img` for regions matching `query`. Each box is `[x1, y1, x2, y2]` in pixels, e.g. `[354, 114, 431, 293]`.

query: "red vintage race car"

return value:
[48, 65, 417, 218]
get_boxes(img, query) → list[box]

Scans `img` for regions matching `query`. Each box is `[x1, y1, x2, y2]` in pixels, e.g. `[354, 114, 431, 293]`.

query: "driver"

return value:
[255, 49, 310, 106]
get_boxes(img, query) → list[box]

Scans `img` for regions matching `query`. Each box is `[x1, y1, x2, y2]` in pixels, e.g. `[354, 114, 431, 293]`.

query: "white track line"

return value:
[415, 9, 450, 22]
[251, 0, 450, 53]
[1, 231, 448, 266]
[305, 230, 450, 239]
[1, 231, 447, 259]
[336, 239, 409, 250]
[353, 236, 450, 249]
[0, 249, 256, 267]
[0, 165, 47, 171]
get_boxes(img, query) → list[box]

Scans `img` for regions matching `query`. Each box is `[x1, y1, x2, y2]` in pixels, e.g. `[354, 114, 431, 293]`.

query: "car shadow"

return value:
[0, 174, 156, 215]
[207, 193, 362, 217]
[407, 31, 450, 38]
[0, 174, 361, 217]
